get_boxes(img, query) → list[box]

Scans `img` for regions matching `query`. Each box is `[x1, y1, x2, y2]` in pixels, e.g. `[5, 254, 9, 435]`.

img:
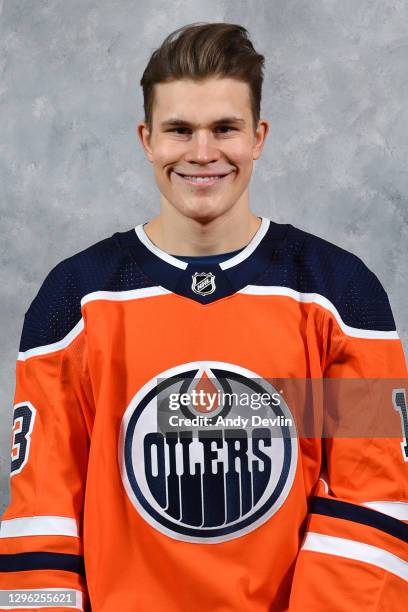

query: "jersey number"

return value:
[392, 389, 408, 462]
[11, 401, 37, 476]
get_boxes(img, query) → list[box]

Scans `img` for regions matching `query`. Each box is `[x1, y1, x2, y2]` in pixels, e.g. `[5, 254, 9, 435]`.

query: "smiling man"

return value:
[137, 75, 267, 254]
[1, 22, 407, 612]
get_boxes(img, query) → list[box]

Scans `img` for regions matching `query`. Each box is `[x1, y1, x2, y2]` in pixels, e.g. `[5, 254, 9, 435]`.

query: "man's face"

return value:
[137, 77, 269, 222]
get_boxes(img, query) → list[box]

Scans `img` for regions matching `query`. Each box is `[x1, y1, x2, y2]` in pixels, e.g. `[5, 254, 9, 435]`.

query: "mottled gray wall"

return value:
[1, 0, 407, 513]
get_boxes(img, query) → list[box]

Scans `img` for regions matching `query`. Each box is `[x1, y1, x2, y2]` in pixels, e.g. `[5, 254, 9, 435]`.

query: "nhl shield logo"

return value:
[191, 272, 216, 296]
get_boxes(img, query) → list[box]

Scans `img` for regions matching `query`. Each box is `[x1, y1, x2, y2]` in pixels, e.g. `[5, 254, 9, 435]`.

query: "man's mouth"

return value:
[172, 172, 232, 186]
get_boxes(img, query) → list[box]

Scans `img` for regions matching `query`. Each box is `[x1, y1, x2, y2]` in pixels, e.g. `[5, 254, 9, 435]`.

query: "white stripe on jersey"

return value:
[361, 501, 408, 521]
[0, 516, 78, 538]
[301, 532, 408, 582]
[238, 285, 399, 340]
[17, 319, 84, 361]
[16, 282, 399, 362]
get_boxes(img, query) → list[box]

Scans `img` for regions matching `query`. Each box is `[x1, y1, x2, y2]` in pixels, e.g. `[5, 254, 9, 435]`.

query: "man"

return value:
[1, 22, 407, 612]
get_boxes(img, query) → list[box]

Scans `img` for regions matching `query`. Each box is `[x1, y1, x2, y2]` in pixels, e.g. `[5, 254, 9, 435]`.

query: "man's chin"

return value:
[172, 199, 232, 224]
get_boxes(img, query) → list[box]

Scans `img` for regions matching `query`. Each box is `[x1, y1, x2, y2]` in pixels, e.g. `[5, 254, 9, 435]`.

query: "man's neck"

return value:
[143, 206, 262, 257]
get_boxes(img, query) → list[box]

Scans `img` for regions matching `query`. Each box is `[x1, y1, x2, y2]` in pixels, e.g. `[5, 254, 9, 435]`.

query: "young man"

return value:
[1, 22, 407, 612]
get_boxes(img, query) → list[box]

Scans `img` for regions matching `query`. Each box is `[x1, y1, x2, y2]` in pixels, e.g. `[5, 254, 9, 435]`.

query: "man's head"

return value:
[137, 22, 269, 223]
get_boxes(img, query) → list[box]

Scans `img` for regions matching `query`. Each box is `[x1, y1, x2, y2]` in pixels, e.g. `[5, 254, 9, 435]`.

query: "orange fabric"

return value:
[1, 292, 407, 611]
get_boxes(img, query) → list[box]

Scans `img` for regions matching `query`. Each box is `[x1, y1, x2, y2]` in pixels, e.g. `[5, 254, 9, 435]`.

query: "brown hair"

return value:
[140, 22, 265, 134]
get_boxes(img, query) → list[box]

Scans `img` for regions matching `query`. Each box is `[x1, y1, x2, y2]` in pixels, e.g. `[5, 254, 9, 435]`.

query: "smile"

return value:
[173, 172, 232, 187]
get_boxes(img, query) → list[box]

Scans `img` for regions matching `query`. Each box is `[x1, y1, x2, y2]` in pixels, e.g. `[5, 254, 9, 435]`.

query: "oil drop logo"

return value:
[118, 361, 297, 543]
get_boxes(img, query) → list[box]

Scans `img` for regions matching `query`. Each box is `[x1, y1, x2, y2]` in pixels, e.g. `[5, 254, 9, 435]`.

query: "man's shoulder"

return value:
[283, 222, 394, 331]
[28, 231, 120, 306]
[19, 229, 147, 352]
[287, 222, 366, 275]
[49, 231, 121, 277]
[285, 222, 385, 290]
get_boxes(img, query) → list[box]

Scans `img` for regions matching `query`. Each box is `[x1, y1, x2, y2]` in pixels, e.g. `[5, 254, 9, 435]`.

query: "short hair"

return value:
[140, 22, 265, 134]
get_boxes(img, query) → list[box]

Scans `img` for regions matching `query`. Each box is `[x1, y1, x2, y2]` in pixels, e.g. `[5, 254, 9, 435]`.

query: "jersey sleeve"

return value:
[0, 263, 93, 611]
[289, 259, 408, 611]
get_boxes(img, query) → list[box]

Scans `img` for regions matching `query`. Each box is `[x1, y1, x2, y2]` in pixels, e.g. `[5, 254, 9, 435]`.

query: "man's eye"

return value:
[170, 128, 189, 135]
[215, 126, 235, 133]
[168, 126, 236, 135]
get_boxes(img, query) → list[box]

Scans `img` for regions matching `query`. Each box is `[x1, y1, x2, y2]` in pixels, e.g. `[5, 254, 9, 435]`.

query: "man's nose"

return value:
[185, 131, 221, 163]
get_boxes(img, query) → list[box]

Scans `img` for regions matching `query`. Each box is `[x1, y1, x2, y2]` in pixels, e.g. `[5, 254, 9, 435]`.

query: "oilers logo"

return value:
[118, 361, 298, 543]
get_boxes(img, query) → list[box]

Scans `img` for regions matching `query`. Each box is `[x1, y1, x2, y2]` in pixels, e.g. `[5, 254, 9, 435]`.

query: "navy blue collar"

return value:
[116, 217, 291, 304]
[171, 244, 246, 265]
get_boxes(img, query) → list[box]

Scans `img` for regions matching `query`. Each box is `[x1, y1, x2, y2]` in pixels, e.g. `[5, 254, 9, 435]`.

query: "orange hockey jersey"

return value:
[1, 216, 407, 611]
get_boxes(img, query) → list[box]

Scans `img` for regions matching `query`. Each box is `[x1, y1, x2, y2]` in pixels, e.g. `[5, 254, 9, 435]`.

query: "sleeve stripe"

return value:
[361, 501, 408, 521]
[302, 532, 408, 582]
[0, 517, 79, 539]
[311, 497, 408, 543]
[0, 552, 84, 576]
[0, 588, 83, 610]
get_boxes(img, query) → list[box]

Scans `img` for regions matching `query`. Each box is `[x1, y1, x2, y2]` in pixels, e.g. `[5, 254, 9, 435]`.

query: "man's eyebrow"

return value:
[160, 116, 246, 128]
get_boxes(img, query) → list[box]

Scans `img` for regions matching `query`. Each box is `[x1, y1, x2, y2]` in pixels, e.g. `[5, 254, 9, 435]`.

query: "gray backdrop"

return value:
[1, 0, 407, 514]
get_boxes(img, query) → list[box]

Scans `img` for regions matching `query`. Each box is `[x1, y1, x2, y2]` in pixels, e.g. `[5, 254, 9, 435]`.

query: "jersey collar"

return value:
[119, 216, 290, 304]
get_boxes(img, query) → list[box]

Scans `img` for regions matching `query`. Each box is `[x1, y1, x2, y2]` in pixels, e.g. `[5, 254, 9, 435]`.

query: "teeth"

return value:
[181, 175, 223, 182]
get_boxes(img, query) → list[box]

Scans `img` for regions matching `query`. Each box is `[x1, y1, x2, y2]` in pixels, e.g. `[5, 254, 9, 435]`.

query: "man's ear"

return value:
[137, 122, 154, 163]
[253, 119, 269, 161]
